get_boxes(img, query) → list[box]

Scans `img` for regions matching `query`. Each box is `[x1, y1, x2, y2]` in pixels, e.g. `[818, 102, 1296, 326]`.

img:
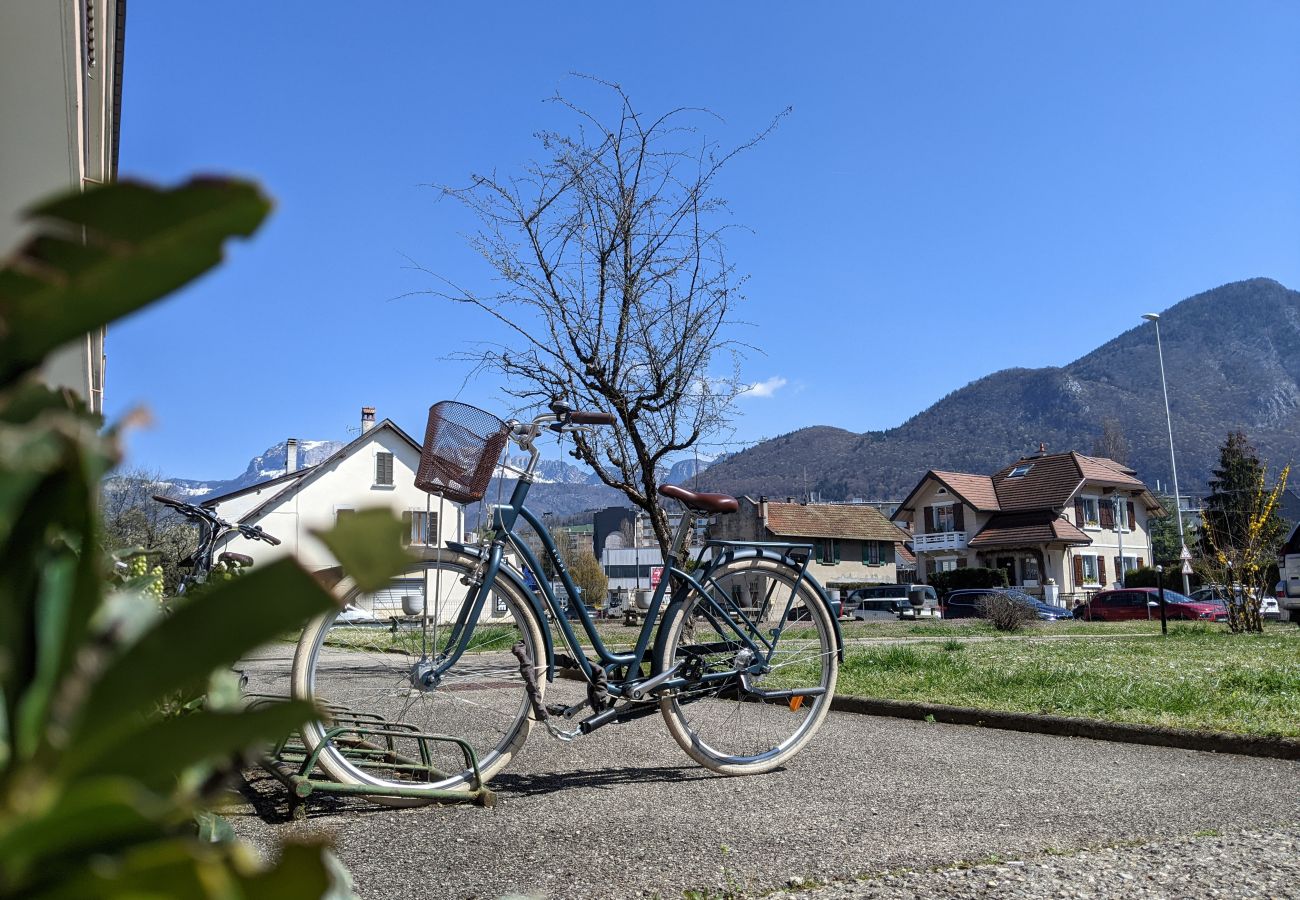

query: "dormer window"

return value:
[1009, 464, 1033, 478]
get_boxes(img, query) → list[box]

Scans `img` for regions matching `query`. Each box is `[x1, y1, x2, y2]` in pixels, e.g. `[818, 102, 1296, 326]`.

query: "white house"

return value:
[2, 0, 126, 413]
[203, 408, 463, 578]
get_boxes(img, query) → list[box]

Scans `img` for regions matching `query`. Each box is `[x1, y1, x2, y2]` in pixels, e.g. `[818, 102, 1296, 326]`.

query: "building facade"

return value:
[893, 450, 1164, 603]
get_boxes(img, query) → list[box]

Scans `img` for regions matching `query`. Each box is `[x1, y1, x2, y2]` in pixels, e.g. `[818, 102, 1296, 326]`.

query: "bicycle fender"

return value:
[706, 546, 845, 662]
[446, 541, 556, 681]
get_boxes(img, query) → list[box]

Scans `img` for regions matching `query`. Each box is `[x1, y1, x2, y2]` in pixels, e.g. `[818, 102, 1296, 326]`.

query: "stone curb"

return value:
[832, 695, 1300, 761]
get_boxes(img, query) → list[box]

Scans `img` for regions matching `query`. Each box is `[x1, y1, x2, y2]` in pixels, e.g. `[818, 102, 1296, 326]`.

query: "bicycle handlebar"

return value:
[152, 494, 280, 545]
[569, 411, 616, 426]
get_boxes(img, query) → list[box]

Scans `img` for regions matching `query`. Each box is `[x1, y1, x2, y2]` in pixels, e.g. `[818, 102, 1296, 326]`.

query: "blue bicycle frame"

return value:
[428, 475, 840, 705]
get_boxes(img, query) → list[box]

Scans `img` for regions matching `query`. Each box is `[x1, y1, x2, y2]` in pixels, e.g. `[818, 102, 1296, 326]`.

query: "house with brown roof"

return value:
[710, 497, 913, 590]
[891, 449, 1165, 603]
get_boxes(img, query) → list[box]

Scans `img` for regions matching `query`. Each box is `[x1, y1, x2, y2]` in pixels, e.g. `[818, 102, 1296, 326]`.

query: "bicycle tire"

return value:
[655, 555, 838, 775]
[291, 551, 545, 804]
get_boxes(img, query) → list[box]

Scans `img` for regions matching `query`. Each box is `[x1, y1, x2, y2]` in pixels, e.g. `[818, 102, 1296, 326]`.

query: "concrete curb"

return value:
[832, 695, 1300, 761]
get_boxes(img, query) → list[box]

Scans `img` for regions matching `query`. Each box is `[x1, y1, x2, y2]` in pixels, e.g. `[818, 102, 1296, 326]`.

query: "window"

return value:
[402, 510, 438, 546]
[936, 558, 958, 573]
[375, 451, 394, 486]
[818, 539, 839, 565]
[934, 505, 956, 532]
[1080, 555, 1099, 584]
[1115, 555, 1139, 575]
[1115, 501, 1130, 531]
[862, 540, 887, 566]
[1008, 463, 1033, 478]
[1079, 497, 1100, 527]
[336, 507, 355, 524]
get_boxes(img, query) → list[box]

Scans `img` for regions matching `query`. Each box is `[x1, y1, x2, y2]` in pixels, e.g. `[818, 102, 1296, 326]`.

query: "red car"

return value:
[1074, 588, 1228, 622]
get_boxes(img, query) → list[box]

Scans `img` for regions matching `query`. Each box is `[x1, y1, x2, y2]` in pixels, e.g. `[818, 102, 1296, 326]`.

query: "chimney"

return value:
[286, 438, 299, 473]
[361, 406, 376, 432]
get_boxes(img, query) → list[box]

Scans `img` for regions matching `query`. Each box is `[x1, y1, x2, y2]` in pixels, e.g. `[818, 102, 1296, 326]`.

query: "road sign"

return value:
[1179, 546, 1193, 561]
[1181, 560, 1194, 575]
[650, 566, 663, 587]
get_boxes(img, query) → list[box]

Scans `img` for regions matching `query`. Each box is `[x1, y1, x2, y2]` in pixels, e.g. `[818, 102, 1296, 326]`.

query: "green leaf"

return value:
[312, 507, 416, 593]
[62, 702, 318, 791]
[0, 777, 171, 893]
[0, 179, 271, 385]
[66, 559, 334, 758]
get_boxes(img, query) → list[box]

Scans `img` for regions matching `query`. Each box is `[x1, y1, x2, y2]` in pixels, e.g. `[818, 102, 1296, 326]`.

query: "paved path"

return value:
[231, 649, 1299, 899]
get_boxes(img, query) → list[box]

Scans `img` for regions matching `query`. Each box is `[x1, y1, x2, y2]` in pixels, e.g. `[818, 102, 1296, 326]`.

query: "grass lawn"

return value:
[836, 624, 1300, 738]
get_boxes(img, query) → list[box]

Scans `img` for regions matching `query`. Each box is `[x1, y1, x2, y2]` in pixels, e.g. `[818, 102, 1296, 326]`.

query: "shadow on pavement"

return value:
[489, 764, 717, 797]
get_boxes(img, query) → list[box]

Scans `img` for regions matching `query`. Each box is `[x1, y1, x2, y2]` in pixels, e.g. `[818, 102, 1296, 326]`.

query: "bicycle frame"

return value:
[429, 475, 832, 702]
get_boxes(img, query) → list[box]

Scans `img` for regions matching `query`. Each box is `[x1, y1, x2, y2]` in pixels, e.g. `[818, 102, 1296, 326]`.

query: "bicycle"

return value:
[150, 494, 282, 592]
[290, 400, 842, 803]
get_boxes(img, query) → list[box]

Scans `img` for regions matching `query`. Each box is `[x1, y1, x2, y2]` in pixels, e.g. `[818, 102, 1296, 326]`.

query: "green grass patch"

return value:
[838, 627, 1300, 738]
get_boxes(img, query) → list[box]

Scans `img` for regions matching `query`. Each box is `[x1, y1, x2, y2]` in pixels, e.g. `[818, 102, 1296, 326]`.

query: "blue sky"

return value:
[110, 2, 1300, 480]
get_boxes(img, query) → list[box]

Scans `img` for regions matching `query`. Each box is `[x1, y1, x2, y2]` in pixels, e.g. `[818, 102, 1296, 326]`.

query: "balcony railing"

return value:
[912, 531, 968, 552]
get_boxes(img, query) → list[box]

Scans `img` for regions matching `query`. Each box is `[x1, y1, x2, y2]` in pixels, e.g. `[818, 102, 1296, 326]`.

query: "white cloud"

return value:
[741, 376, 788, 399]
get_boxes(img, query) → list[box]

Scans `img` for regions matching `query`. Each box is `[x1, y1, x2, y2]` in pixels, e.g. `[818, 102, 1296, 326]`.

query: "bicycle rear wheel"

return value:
[291, 551, 544, 803]
[655, 555, 838, 775]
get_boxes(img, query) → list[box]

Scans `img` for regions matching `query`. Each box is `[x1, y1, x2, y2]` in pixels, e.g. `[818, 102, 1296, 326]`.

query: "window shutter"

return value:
[431, 511, 440, 544]
[861, 541, 871, 565]
[1114, 556, 1122, 579]
[376, 452, 394, 485]
[926, 558, 936, 575]
[955, 558, 968, 569]
[924, 506, 935, 532]
[1073, 554, 1084, 586]
[1098, 555, 1107, 585]
[1099, 500, 1114, 528]
[813, 540, 822, 563]
[1127, 502, 1136, 529]
[953, 504, 965, 531]
[833, 539, 841, 564]
[1138, 556, 1145, 569]
[1074, 498, 1085, 524]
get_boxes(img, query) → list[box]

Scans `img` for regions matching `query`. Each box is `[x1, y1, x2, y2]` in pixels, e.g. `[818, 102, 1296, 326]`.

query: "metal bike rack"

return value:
[247, 695, 496, 818]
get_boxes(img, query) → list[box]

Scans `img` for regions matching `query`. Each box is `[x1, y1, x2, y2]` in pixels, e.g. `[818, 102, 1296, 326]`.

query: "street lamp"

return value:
[1142, 312, 1191, 594]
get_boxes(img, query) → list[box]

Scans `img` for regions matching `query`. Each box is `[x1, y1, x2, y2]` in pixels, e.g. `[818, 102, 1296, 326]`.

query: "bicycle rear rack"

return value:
[247, 695, 496, 818]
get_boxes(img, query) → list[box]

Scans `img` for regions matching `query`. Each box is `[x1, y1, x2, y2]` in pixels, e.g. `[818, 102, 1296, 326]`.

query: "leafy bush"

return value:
[0, 180, 404, 898]
[928, 566, 1007, 597]
[1123, 566, 1162, 588]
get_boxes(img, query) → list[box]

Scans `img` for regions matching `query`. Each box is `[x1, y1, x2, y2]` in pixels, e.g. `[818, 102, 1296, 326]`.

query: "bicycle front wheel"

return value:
[655, 555, 838, 775]
[291, 551, 545, 803]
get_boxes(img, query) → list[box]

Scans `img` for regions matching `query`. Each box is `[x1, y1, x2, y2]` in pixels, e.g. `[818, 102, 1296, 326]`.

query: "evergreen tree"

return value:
[1201, 431, 1285, 558]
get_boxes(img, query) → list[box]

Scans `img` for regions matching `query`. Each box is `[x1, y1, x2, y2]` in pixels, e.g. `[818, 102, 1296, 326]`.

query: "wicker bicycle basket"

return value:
[415, 401, 510, 504]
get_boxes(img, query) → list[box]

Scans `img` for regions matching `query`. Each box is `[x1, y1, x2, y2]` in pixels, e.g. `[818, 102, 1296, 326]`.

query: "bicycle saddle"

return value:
[658, 484, 738, 514]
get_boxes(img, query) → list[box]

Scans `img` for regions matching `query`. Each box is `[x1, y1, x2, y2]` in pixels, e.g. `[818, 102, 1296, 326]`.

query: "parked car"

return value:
[1074, 588, 1227, 622]
[941, 588, 1073, 621]
[1190, 586, 1280, 620]
[846, 584, 939, 619]
[336, 603, 375, 624]
[787, 596, 844, 621]
[851, 598, 908, 621]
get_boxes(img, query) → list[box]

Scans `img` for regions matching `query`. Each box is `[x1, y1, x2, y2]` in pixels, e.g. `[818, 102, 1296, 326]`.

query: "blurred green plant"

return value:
[0, 179, 402, 898]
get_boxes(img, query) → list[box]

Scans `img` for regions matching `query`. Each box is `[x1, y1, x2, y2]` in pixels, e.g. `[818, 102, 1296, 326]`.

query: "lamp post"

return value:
[1142, 312, 1191, 595]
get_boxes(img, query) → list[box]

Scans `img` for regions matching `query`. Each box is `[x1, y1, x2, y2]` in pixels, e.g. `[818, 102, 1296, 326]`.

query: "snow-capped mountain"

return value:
[162, 439, 344, 500]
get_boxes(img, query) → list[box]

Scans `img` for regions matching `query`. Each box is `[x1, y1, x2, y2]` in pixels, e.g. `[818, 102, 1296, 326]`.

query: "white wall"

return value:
[210, 426, 462, 572]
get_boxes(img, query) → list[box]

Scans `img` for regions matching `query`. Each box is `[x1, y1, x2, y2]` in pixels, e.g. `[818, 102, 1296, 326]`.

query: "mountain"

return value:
[164, 439, 344, 499]
[165, 439, 716, 519]
[702, 278, 1300, 501]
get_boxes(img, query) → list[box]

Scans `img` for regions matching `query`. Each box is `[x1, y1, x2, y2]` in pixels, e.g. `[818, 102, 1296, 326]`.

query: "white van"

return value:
[1278, 523, 1300, 624]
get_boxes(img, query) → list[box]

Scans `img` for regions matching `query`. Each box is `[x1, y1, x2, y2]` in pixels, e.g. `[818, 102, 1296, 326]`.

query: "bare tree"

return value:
[430, 77, 784, 552]
[1091, 417, 1130, 465]
[99, 467, 196, 593]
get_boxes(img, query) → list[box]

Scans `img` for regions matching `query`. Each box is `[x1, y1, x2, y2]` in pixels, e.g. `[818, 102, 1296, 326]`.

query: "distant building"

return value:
[893, 449, 1164, 602]
[709, 496, 911, 591]
[203, 408, 461, 574]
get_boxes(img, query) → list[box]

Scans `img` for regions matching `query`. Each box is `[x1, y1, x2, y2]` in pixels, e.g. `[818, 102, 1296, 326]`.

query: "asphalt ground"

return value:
[231, 646, 1300, 899]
